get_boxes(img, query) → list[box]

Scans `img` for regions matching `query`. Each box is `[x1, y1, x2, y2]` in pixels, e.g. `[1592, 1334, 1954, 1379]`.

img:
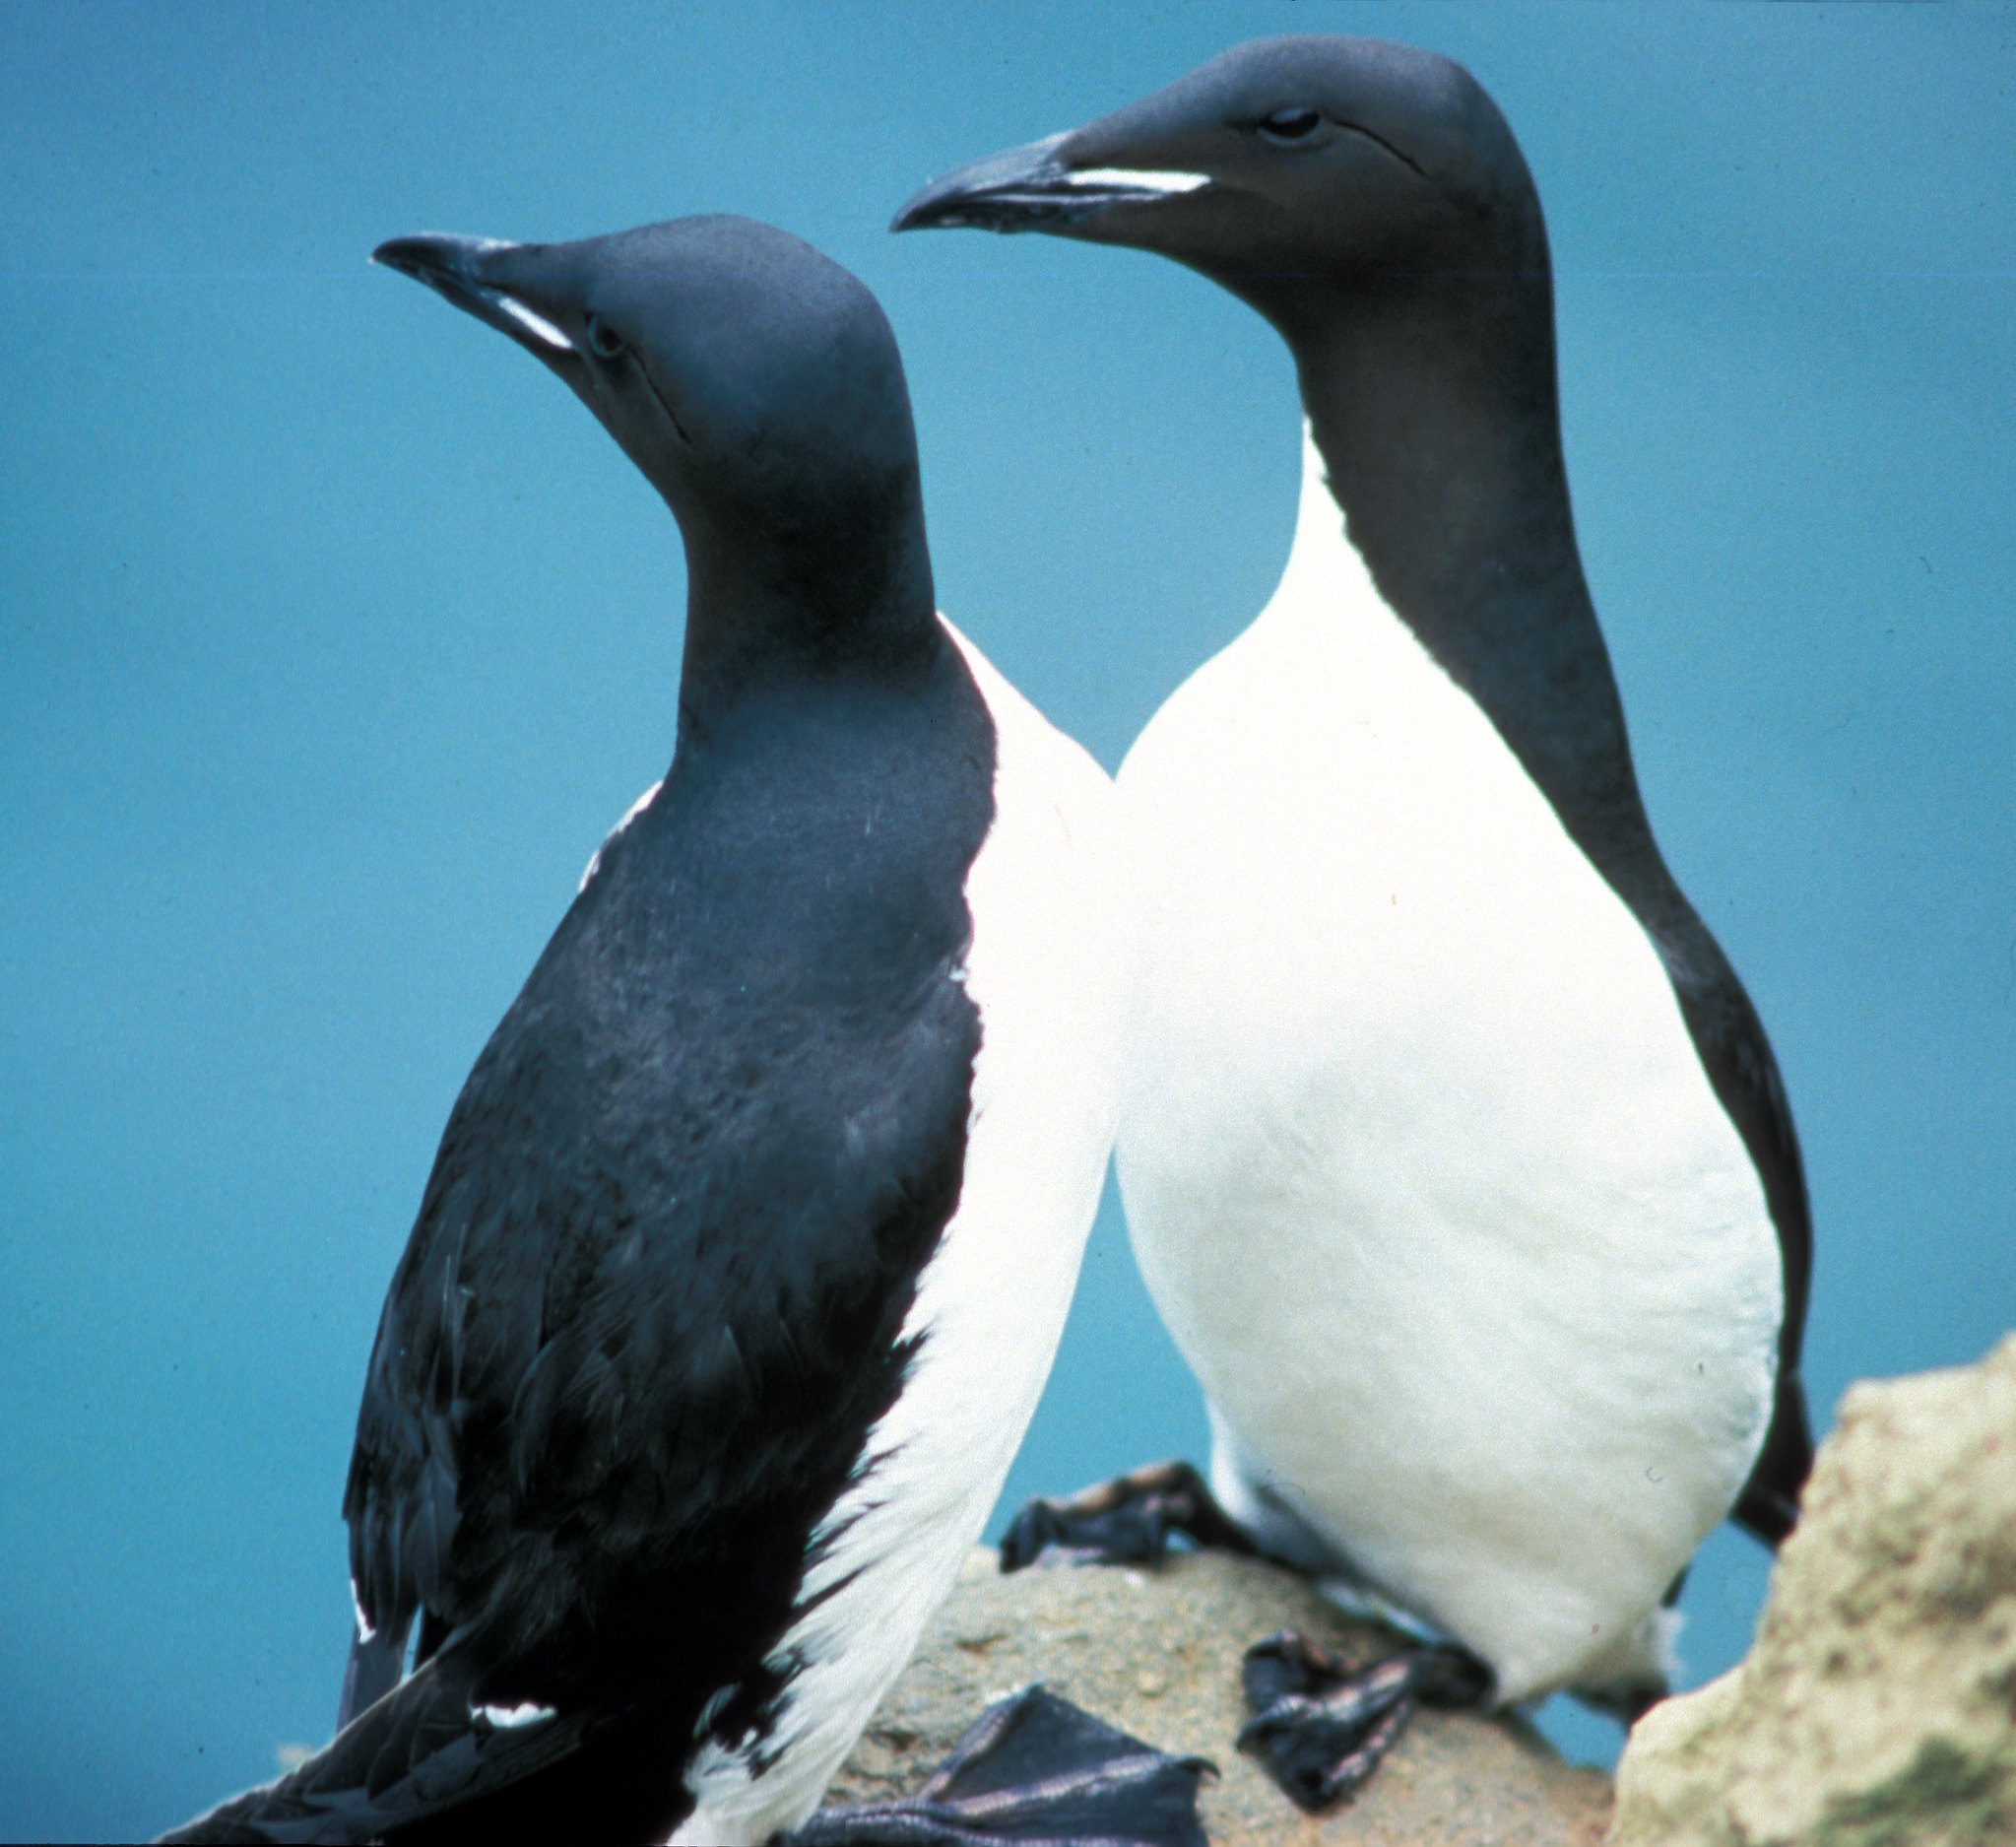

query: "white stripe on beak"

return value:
[1067, 167, 1210, 195]
[492, 294, 572, 353]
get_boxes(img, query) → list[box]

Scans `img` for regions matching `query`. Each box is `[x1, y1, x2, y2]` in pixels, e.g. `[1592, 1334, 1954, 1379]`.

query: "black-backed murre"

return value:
[897, 35, 1814, 1812]
[161, 215, 1205, 1847]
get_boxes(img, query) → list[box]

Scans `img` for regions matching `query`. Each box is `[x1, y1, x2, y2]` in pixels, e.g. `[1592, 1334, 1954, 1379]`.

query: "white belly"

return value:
[1114, 437, 1781, 1703]
[676, 618, 1126, 1842]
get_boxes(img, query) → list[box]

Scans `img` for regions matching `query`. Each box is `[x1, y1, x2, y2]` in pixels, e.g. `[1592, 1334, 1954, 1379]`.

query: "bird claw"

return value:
[789, 1685, 1213, 1846]
[998, 1462, 1256, 1574]
[1235, 1629, 1490, 1814]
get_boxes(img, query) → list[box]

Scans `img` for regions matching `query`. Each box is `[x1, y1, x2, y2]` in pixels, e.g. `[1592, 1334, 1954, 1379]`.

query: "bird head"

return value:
[374, 217, 930, 626]
[893, 35, 1542, 337]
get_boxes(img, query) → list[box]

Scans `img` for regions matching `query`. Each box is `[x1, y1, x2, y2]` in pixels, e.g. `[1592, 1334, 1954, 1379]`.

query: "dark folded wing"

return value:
[342, 861, 982, 1745]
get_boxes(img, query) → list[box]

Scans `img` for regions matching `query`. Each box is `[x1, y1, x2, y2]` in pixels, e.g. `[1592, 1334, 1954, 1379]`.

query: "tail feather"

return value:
[158, 1658, 587, 1845]
[1734, 1368, 1813, 1550]
[336, 1622, 408, 1734]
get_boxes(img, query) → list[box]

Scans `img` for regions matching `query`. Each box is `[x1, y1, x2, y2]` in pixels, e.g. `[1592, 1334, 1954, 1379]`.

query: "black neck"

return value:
[1280, 263, 1656, 881]
[673, 473, 941, 731]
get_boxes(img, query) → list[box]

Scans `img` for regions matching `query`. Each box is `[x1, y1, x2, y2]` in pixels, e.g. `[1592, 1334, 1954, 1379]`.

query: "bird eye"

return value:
[584, 314, 625, 361]
[1258, 107, 1323, 145]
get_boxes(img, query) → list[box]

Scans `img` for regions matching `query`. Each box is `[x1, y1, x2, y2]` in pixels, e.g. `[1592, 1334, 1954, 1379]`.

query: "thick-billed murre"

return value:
[161, 216, 1205, 1847]
[897, 35, 1814, 1810]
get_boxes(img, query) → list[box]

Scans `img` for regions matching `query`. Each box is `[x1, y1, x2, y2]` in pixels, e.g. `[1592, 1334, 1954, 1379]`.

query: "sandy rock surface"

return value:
[830, 1547, 1611, 1846]
[1607, 1335, 2016, 1847]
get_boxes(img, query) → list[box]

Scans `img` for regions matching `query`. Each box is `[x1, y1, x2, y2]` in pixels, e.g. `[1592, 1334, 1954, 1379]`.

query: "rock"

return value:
[831, 1547, 1611, 1845]
[1607, 1336, 2016, 1847]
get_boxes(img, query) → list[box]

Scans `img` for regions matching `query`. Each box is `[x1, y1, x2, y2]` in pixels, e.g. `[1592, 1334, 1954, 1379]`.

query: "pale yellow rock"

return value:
[832, 1547, 1612, 1846]
[1606, 1673, 1744, 1847]
[1608, 1335, 2016, 1847]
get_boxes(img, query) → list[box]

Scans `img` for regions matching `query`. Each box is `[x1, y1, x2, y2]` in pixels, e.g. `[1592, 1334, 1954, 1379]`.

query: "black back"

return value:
[339, 634, 996, 1840]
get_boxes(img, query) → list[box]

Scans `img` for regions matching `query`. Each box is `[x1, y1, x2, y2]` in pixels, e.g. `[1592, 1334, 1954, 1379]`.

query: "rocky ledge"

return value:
[1608, 1334, 2016, 1847]
[834, 1337, 2016, 1846]
[829, 1546, 1610, 1845]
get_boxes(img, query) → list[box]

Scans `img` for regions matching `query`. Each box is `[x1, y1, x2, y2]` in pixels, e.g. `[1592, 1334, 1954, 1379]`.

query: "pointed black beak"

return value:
[371, 233, 578, 363]
[891, 132, 1208, 235]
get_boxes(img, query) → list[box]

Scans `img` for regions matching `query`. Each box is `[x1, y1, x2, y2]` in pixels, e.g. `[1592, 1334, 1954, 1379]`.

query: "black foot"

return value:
[790, 1685, 1212, 1846]
[1578, 1681, 1666, 1726]
[998, 1462, 1258, 1574]
[1236, 1629, 1492, 1814]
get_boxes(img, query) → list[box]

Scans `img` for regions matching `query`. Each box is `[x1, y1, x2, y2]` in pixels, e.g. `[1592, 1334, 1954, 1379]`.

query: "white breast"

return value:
[1115, 431, 1782, 1704]
[675, 619, 1126, 1843]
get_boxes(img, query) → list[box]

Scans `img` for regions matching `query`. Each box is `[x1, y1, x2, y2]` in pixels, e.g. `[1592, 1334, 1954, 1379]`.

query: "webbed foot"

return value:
[998, 1461, 1257, 1573]
[1236, 1628, 1491, 1814]
[790, 1685, 1212, 1846]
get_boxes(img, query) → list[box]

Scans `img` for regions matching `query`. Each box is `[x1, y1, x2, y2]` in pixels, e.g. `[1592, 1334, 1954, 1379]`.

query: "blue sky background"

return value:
[2, 2, 2010, 1837]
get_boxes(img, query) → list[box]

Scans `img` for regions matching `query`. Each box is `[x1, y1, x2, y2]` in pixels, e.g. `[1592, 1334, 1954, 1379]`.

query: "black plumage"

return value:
[167, 217, 1002, 1845]
[331, 652, 996, 1841]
